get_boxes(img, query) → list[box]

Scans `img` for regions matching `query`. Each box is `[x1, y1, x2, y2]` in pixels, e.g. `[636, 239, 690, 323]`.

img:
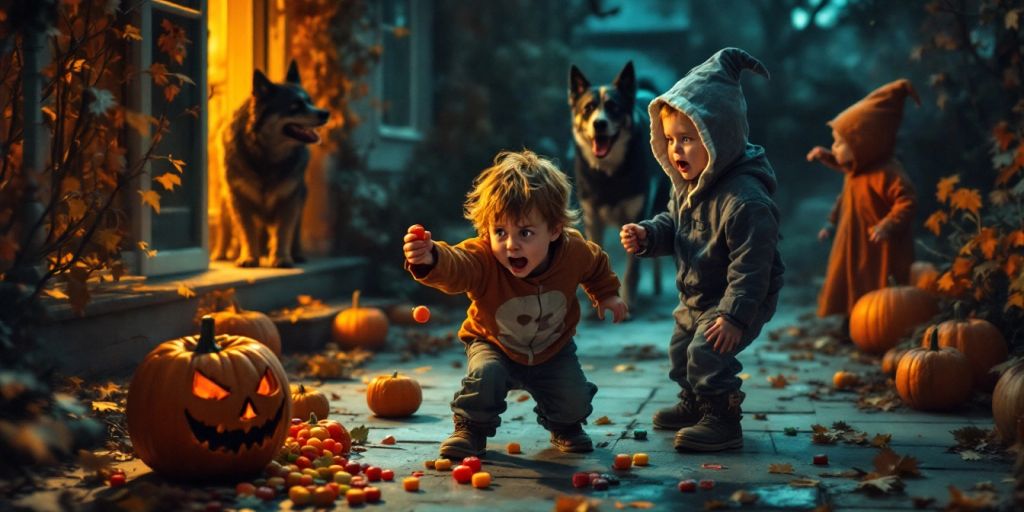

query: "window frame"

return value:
[375, 0, 432, 143]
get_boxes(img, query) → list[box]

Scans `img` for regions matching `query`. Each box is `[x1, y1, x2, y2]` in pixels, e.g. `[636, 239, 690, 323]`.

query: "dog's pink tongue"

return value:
[593, 138, 610, 158]
[285, 123, 321, 144]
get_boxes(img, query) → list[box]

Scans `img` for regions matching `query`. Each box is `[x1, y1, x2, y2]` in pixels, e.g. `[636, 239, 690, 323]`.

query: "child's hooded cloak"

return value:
[640, 48, 784, 329]
[817, 79, 919, 317]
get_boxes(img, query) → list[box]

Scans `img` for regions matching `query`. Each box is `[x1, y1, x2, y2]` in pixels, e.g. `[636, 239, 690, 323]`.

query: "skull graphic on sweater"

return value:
[494, 291, 568, 357]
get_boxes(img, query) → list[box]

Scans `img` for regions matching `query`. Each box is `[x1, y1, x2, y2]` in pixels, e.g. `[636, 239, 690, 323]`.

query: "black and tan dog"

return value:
[569, 61, 667, 308]
[212, 60, 329, 268]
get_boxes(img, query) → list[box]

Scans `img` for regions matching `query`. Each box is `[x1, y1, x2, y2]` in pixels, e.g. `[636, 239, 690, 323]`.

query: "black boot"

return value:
[439, 415, 488, 459]
[652, 387, 701, 430]
[549, 423, 594, 453]
[674, 391, 745, 452]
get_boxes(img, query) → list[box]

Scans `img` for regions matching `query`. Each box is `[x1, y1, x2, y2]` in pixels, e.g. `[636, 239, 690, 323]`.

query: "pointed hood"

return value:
[648, 48, 772, 210]
[828, 79, 920, 172]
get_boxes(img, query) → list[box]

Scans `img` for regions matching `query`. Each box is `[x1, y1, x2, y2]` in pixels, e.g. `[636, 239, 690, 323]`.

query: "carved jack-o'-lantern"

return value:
[126, 316, 291, 480]
[494, 291, 567, 355]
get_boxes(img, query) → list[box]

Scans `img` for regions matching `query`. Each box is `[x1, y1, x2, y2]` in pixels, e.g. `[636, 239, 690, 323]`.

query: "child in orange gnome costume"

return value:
[807, 79, 919, 325]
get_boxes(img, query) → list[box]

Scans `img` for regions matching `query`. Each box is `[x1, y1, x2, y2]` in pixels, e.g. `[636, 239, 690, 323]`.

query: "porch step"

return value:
[37, 257, 368, 378]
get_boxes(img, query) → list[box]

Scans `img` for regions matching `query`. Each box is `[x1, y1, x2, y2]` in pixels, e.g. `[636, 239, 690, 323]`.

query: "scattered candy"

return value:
[108, 473, 126, 487]
[572, 472, 591, 488]
[506, 442, 522, 454]
[333, 471, 352, 485]
[592, 477, 609, 491]
[600, 473, 620, 486]
[452, 465, 474, 484]
[633, 429, 648, 440]
[462, 456, 482, 473]
[813, 454, 829, 465]
[312, 486, 334, 507]
[289, 486, 312, 506]
[410, 224, 426, 240]
[632, 453, 649, 466]
[434, 458, 453, 471]
[424, 459, 435, 469]
[678, 479, 697, 493]
[364, 486, 382, 503]
[471, 472, 492, 489]
[411, 470, 425, 477]
[699, 479, 715, 490]
[254, 486, 275, 501]
[381, 435, 397, 445]
[412, 305, 431, 323]
[364, 466, 382, 482]
[613, 453, 632, 470]
[381, 469, 395, 481]
[345, 488, 365, 506]
[403, 476, 420, 492]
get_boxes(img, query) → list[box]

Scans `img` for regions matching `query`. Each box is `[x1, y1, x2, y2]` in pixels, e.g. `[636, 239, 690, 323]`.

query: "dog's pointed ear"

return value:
[253, 69, 272, 98]
[569, 65, 590, 105]
[613, 61, 637, 103]
[286, 60, 301, 84]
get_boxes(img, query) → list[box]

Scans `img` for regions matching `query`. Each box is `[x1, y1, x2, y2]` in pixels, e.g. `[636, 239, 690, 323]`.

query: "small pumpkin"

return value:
[895, 329, 973, 411]
[922, 303, 1008, 391]
[209, 303, 282, 357]
[127, 316, 291, 480]
[291, 384, 330, 422]
[910, 261, 939, 293]
[992, 359, 1024, 445]
[332, 290, 389, 350]
[881, 346, 910, 376]
[849, 283, 939, 355]
[832, 370, 860, 390]
[366, 371, 422, 418]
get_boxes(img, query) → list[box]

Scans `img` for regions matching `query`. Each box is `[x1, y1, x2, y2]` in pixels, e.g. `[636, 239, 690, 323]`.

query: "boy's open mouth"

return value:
[592, 132, 618, 158]
[284, 123, 322, 144]
[674, 159, 690, 174]
[508, 257, 528, 270]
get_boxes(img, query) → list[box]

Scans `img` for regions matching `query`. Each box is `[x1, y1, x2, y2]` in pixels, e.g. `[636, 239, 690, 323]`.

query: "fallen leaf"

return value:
[701, 463, 726, 470]
[753, 413, 768, 420]
[870, 433, 892, 448]
[413, 366, 432, 374]
[768, 374, 789, 388]
[556, 495, 600, 512]
[947, 484, 998, 510]
[959, 449, 983, 461]
[593, 416, 612, 425]
[729, 490, 759, 505]
[95, 381, 121, 400]
[784, 427, 798, 436]
[176, 283, 195, 299]
[349, 425, 369, 445]
[873, 447, 920, 477]
[769, 463, 794, 474]
[614, 363, 635, 372]
[789, 478, 820, 488]
[91, 401, 122, 413]
[703, 500, 729, 510]
[856, 475, 904, 495]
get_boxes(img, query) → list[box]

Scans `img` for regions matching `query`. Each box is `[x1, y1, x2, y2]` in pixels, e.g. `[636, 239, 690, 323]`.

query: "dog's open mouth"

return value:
[592, 132, 619, 159]
[284, 123, 322, 144]
[508, 257, 528, 271]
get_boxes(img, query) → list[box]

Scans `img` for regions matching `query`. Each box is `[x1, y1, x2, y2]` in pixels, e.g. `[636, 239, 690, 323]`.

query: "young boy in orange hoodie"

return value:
[807, 79, 919, 324]
[404, 150, 628, 459]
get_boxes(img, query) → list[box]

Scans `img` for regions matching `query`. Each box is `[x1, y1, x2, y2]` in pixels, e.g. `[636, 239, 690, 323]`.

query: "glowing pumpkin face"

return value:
[127, 316, 291, 480]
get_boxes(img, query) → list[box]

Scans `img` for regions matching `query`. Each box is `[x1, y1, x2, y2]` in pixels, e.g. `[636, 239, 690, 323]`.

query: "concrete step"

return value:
[38, 256, 368, 377]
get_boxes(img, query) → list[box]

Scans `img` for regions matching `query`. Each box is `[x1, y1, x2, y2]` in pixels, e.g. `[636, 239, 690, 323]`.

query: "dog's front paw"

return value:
[270, 257, 294, 268]
[235, 257, 259, 268]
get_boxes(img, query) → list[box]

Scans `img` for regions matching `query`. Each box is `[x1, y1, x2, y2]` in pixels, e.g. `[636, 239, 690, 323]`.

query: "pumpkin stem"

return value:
[953, 301, 967, 322]
[926, 327, 940, 351]
[352, 290, 361, 310]
[308, 412, 319, 423]
[195, 315, 222, 354]
[392, 370, 399, 379]
[298, 384, 306, 394]
[887, 275, 897, 287]
[229, 298, 243, 314]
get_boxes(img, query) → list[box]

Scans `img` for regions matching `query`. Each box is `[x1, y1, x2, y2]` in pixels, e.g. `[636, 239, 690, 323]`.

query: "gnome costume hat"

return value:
[648, 47, 771, 210]
[828, 79, 920, 172]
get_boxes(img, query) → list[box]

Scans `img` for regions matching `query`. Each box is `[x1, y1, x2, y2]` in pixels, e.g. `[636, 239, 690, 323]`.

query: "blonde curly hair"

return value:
[464, 150, 579, 236]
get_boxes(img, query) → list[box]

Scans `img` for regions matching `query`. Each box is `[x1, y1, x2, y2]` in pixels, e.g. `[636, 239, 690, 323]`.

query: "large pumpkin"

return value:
[922, 304, 1008, 391]
[992, 359, 1024, 445]
[127, 316, 291, 480]
[366, 371, 422, 418]
[291, 384, 330, 422]
[895, 329, 973, 411]
[849, 284, 939, 354]
[210, 304, 282, 357]
[332, 290, 389, 350]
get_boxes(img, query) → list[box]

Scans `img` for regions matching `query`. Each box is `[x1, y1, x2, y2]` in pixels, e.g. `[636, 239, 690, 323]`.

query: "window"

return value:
[127, 0, 208, 276]
[377, 0, 431, 140]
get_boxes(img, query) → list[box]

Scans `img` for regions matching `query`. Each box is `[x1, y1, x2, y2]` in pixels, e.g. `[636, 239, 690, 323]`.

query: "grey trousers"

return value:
[669, 293, 779, 397]
[450, 340, 598, 435]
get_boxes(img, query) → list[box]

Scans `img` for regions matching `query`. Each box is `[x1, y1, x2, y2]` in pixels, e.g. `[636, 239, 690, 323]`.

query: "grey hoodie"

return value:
[638, 48, 784, 329]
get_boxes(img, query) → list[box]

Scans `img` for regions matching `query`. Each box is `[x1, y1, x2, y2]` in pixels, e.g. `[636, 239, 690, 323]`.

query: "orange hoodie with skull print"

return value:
[817, 79, 919, 317]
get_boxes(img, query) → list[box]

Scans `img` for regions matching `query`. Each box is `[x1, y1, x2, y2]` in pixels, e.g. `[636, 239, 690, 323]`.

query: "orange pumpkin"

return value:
[832, 370, 860, 390]
[291, 384, 330, 421]
[895, 329, 973, 411]
[127, 316, 291, 480]
[849, 284, 939, 355]
[922, 304, 1008, 391]
[993, 359, 1024, 445]
[910, 261, 939, 293]
[332, 290, 389, 350]
[881, 346, 909, 376]
[210, 304, 282, 357]
[366, 371, 422, 418]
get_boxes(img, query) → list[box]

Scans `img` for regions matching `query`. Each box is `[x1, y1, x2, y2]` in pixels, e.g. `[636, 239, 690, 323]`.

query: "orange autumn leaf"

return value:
[976, 228, 999, 260]
[153, 172, 181, 191]
[936, 174, 960, 203]
[163, 83, 180, 103]
[952, 257, 974, 277]
[937, 272, 957, 292]
[149, 62, 169, 86]
[1008, 293, 1024, 311]
[992, 121, 1015, 151]
[139, 190, 161, 214]
[1006, 230, 1024, 248]
[949, 188, 982, 215]
[176, 282, 196, 298]
[1004, 254, 1022, 278]
[924, 211, 948, 236]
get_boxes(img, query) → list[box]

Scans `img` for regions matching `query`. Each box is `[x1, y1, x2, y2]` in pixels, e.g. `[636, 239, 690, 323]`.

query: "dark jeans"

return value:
[668, 293, 779, 397]
[450, 340, 598, 435]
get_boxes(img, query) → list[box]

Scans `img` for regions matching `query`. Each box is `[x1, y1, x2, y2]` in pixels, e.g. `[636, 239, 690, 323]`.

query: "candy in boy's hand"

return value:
[410, 224, 426, 240]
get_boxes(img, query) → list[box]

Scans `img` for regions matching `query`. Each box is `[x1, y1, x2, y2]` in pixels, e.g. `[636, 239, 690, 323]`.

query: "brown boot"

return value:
[549, 423, 594, 453]
[674, 391, 745, 452]
[652, 387, 701, 430]
[439, 415, 487, 459]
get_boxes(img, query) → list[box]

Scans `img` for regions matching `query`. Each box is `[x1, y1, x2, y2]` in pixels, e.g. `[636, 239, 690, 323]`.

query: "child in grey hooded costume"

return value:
[621, 48, 784, 451]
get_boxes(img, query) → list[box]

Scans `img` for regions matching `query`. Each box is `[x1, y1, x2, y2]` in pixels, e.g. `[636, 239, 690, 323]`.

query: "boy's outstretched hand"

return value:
[596, 296, 629, 323]
[705, 316, 742, 354]
[620, 224, 647, 254]
[403, 224, 435, 266]
[806, 146, 841, 172]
